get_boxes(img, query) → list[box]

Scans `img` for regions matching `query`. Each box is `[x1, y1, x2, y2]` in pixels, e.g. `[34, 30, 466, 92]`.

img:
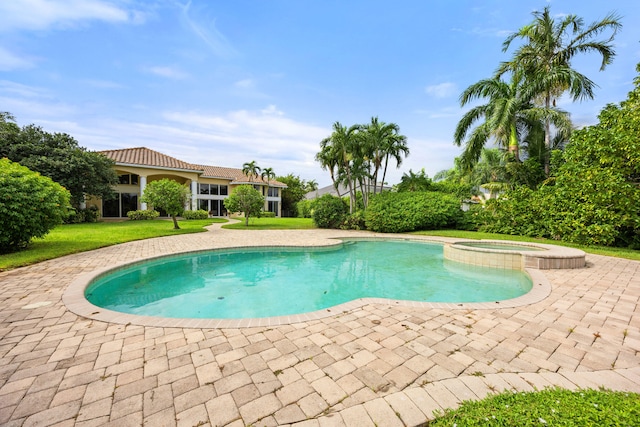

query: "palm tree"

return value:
[317, 122, 361, 213]
[454, 70, 571, 172]
[260, 167, 275, 195]
[242, 160, 261, 182]
[497, 6, 621, 175]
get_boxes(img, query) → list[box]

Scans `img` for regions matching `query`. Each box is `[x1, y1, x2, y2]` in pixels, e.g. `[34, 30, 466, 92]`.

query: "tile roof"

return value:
[100, 147, 203, 171]
[101, 147, 286, 187]
[197, 165, 286, 187]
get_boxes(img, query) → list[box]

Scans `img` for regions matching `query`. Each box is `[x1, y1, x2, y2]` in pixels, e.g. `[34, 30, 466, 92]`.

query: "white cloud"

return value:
[0, 0, 135, 32]
[146, 66, 189, 80]
[0, 47, 36, 71]
[180, 1, 238, 59]
[234, 79, 254, 88]
[425, 82, 458, 99]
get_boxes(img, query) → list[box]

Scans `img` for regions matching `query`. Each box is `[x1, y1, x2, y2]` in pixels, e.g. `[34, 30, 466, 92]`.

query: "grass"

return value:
[413, 229, 640, 261]
[427, 387, 640, 426]
[3, 217, 639, 270]
[0, 219, 225, 271]
[222, 216, 315, 230]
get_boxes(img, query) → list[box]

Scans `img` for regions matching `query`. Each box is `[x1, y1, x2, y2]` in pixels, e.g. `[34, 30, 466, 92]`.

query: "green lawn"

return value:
[222, 217, 315, 230]
[427, 387, 640, 426]
[3, 218, 639, 271]
[414, 229, 640, 261]
[0, 219, 225, 271]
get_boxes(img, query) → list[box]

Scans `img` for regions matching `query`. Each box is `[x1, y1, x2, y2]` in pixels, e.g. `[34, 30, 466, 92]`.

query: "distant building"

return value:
[304, 183, 392, 200]
[87, 147, 286, 218]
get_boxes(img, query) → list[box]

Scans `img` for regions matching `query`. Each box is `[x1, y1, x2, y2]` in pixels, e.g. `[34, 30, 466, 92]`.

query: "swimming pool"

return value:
[85, 239, 533, 319]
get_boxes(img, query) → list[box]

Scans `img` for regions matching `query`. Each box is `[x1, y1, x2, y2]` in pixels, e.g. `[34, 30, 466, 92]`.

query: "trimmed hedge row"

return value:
[365, 191, 462, 233]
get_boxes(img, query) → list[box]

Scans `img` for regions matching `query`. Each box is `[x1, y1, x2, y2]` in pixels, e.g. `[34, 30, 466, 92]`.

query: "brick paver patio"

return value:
[0, 224, 638, 426]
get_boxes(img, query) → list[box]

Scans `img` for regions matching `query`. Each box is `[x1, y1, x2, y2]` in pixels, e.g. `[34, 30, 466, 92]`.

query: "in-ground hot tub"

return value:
[444, 240, 585, 270]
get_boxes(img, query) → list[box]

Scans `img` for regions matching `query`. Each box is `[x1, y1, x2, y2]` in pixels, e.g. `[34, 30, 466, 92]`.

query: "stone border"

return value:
[62, 238, 552, 328]
[445, 240, 586, 269]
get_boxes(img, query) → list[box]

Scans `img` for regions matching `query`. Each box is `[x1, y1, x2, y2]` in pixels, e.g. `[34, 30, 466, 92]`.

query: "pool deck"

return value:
[1, 224, 639, 426]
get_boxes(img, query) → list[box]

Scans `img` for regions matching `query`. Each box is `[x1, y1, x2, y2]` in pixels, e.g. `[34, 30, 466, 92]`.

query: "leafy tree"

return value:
[140, 179, 191, 229]
[242, 160, 261, 182]
[0, 113, 118, 208]
[395, 169, 434, 192]
[276, 174, 317, 217]
[224, 185, 265, 226]
[483, 63, 640, 247]
[454, 71, 570, 170]
[260, 167, 275, 187]
[0, 158, 70, 252]
[498, 6, 621, 175]
[362, 117, 409, 195]
[316, 118, 408, 212]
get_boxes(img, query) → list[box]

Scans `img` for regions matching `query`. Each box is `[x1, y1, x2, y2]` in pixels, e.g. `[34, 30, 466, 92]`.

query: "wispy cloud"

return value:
[234, 79, 254, 89]
[146, 66, 189, 80]
[0, 47, 36, 71]
[425, 82, 458, 99]
[180, 1, 238, 59]
[0, 0, 138, 32]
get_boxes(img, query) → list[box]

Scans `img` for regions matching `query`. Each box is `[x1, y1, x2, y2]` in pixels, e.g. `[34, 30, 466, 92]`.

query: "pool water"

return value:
[86, 240, 532, 319]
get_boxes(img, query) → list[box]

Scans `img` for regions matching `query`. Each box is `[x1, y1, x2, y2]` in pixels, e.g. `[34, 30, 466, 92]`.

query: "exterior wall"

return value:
[91, 163, 284, 218]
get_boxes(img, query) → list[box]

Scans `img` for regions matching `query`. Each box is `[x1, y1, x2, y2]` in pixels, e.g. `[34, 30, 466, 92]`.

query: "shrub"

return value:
[0, 158, 70, 252]
[65, 206, 100, 224]
[365, 191, 462, 233]
[312, 194, 348, 228]
[127, 210, 160, 220]
[296, 199, 314, 218]
[182, 209, 209, 220]
[260, 211, 276, 218]
[341, 210, 366, 230]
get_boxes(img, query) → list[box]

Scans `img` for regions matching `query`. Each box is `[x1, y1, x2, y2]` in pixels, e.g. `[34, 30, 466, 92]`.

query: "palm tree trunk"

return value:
[544, 93, 551, 176]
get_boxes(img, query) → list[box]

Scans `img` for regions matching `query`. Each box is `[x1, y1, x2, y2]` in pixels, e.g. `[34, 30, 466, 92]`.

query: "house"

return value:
[86, 147, 286, 218]
[304, 183, 393, 200]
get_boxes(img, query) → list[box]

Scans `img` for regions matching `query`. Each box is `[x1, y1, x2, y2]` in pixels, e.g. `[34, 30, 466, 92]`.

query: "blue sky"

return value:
[1, 0, 639, 187]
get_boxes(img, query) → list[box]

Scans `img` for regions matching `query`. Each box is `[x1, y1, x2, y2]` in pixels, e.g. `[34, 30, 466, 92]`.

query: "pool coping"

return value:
[62, 237, 552, 328]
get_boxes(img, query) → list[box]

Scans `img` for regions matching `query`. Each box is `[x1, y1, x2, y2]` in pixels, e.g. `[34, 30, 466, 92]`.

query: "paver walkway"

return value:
[0, 224, 638, 426]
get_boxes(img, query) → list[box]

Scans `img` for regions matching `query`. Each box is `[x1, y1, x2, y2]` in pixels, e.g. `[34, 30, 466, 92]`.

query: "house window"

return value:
[102, 192, 138, 217]
[220, 185, 228, 195]
[118, 174, 139, 185]
[199, 184, 209, 195]
[268, 201, 279, 216]
[267, 187, 278, 197]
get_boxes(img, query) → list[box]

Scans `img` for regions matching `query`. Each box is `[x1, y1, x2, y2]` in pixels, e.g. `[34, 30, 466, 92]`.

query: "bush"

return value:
[64, 206, 100, 224]
[182, 209, 209, 220]
[127, 210, 160, 220]
[341, 210, 366, 230]
[0, 158, 70, 252]
[365, 191, 462, 233]
[260, 211, 276, 218]
[296, 199, 314, 218]
[312, 194, 348, 228]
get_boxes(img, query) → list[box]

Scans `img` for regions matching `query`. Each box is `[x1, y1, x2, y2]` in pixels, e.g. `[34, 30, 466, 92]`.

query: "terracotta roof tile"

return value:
[101, 147, 286, 187]
[100, 147, 203, 171]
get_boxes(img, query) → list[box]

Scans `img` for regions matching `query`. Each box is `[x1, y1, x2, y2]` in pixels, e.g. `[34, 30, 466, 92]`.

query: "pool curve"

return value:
[63, 237, 554, 328]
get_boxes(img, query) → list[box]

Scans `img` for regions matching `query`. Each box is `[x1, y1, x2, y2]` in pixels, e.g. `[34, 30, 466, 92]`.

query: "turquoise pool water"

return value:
[86, 240, 532, 319]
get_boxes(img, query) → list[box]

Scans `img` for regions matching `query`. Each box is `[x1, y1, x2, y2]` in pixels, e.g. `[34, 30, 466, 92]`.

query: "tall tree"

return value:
[498, 6, 621, 175]
[454, 71, 570, 171]
[260, 167, 275, 193]
[317, 122, 361, 213]
[242, 160, 261, 182]
[0, 113, 118, 208]
[363, 117, 409, 195]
